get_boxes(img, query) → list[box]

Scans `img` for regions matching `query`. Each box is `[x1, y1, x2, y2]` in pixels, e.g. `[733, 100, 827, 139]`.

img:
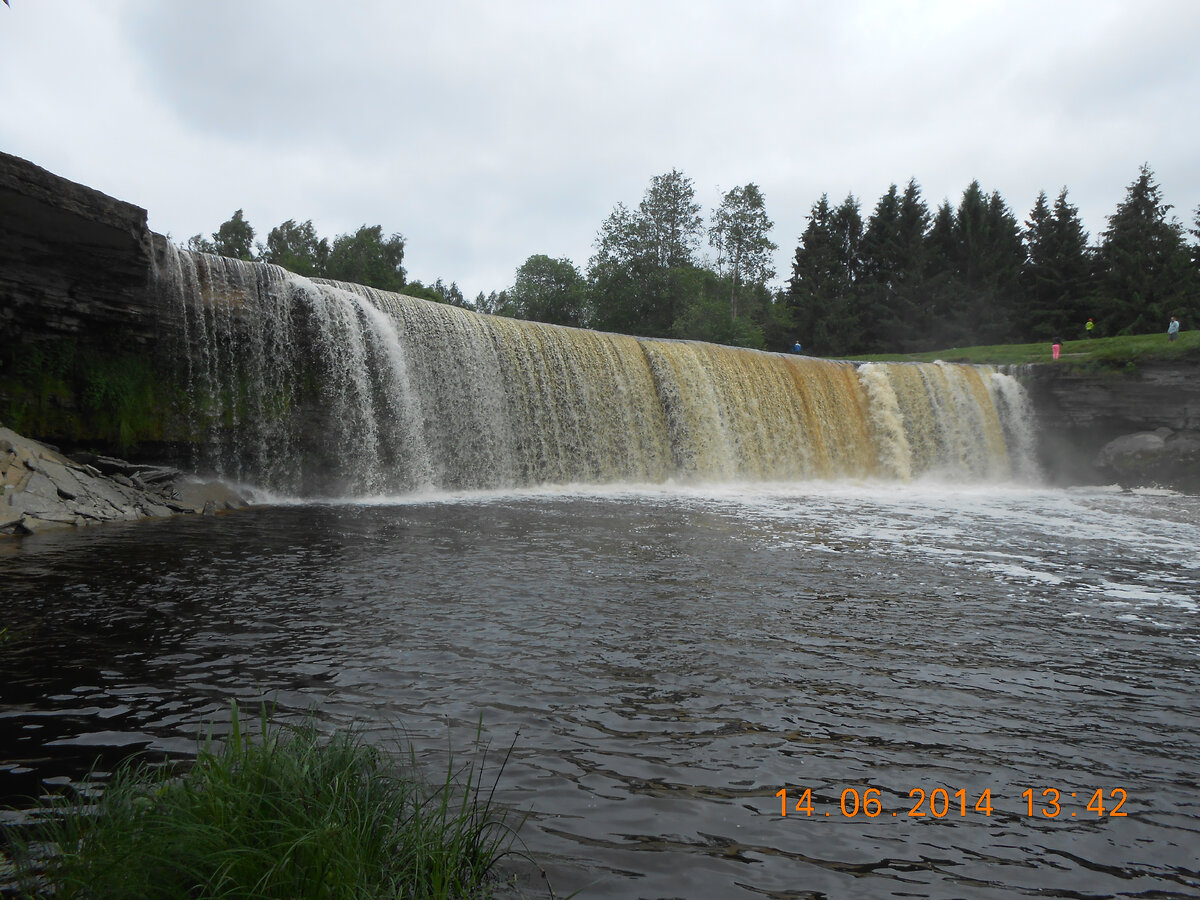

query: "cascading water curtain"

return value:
[156, 249, 1040, 496]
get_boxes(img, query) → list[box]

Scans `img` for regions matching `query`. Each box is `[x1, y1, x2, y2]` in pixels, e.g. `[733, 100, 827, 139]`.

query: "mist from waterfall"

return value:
[154, 248, 1039, 496]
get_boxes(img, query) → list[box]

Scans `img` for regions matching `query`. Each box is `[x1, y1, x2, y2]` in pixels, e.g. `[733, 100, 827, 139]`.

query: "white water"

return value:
[154, 248, 1039, 495]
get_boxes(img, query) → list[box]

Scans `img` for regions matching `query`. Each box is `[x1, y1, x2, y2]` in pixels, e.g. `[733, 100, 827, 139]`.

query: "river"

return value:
[2, 481, 1197, 898]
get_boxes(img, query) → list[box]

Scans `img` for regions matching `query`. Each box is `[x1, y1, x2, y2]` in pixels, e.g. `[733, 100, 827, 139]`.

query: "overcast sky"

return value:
[3, 1, 1198, 300]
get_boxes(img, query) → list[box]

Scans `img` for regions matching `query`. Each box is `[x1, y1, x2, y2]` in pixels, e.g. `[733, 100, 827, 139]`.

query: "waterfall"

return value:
[154, 248, 1039, 495]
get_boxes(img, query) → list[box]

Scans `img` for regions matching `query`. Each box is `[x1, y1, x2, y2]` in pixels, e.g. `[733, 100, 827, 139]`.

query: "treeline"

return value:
[184, 214, 470, 307]
[184, 163, 1200, 355]
[479, 171, 784, 349]
[789, 164, 1198, 354]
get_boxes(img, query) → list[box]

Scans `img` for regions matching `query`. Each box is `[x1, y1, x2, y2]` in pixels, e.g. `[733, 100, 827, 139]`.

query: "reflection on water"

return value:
[2, 483, 1199, 899]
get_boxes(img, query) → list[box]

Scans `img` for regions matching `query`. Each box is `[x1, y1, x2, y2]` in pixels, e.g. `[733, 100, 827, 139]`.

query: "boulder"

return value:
[167, 479, 251, 514]
[1096, 428, 1200, 490]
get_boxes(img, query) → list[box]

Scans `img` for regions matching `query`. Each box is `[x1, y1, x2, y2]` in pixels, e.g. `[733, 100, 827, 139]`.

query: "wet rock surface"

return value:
[1024, 360, 1200, 490]
[1, 426, 249, 537]
[1096, 426, 1200, 491]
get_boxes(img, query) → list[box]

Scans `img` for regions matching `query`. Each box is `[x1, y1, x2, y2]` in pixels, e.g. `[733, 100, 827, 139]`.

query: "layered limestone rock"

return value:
[0, 151, 158, 348]
[1029, 361, 1200, 434]
[1, 426, 249, 537]
[1024, 360, 1200, 489]
[0, 152, 185, 454]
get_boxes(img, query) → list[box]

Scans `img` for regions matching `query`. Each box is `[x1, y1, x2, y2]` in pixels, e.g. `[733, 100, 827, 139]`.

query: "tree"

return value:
[638, 168, 704, 270]
[508, 255, 587, 326]
[831, 194, 863, 291]
[1191, 204, 1200, 269]
[211, 209, 256, 261]
[587, 170, 706, 337]
[786, 194, 862, 355]
[671, 268, 767, 348]
[923, 198, 968, 348]
[857, 180, 931, 351]
[325, 225, 406, 293]
[920, 182, 1023, 347]
[261, 218, 330, 277]
[398, 280, 442, 302]
[709, 183, 776, 321]
[475, 290, 514, 317]
[1095, 164, 1195, 335]
[184, 233, 216, 254]
[587, 203, 647, 334]
[430, 278, 469, 308]
[1019, 188, 1091, 340]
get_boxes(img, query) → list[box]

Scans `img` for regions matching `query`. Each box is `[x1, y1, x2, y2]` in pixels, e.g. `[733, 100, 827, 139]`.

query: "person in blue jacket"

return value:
[1167, 316, 1180, 342]
[791, 340, 803, 354]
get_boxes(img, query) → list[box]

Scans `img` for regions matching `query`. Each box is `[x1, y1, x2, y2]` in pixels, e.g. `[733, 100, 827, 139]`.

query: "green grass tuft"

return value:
[8, 703, 527, 899]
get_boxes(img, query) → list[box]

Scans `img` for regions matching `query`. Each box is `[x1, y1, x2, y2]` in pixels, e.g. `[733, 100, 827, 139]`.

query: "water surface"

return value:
[2, 483, 1198, 898]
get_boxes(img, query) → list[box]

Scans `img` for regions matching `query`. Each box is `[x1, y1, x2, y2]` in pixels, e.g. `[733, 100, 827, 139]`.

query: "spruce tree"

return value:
[857, 180, 930, 351]
[926, 182, 1024, 346]
[786, 194, 861, 355]
[1020, 188, 1091, 340]
[857, 184, 902, 352]
[922, 200, 963, 349]
[1096, 164, 1194, 335]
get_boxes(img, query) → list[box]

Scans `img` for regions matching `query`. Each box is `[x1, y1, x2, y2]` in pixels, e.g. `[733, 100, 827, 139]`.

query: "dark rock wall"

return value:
[0, 152, 158, 347]
[0, 152, 182, 453]
[1023, 362, 1200, 486]
[1027, 363, 1199, 433]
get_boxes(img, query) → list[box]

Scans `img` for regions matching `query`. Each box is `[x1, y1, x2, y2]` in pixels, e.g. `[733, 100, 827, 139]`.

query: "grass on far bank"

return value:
[848, 328, 1200, 371]
[7, 703, 530, 900]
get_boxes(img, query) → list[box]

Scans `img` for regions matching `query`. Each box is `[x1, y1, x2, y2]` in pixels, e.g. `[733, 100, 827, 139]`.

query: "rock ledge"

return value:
[1, 426, 250, 536]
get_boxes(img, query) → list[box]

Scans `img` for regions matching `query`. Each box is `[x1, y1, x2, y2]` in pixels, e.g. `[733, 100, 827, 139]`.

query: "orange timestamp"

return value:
[775, 787, 1130, 819]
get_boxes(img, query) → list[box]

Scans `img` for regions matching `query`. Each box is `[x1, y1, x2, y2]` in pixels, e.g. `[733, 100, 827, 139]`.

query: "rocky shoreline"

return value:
[1, 426, 250, 537]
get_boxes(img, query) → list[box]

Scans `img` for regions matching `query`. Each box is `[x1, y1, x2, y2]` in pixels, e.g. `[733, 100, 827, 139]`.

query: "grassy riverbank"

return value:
[6, 704, 526, 899]
[849, 329, 1200, 370]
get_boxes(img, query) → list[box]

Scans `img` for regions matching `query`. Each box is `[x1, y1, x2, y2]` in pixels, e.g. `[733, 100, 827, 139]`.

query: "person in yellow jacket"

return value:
[1085, 317, 1095, 337]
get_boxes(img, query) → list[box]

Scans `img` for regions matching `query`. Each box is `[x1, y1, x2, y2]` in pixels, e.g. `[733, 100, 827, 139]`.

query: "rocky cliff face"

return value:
[1, 425, 249, 537]
[1024, 362, 1200, 489]
[0, 152, 182, 454]
[1027, 362, 1200, 434]
[0, 153, 158, 348]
